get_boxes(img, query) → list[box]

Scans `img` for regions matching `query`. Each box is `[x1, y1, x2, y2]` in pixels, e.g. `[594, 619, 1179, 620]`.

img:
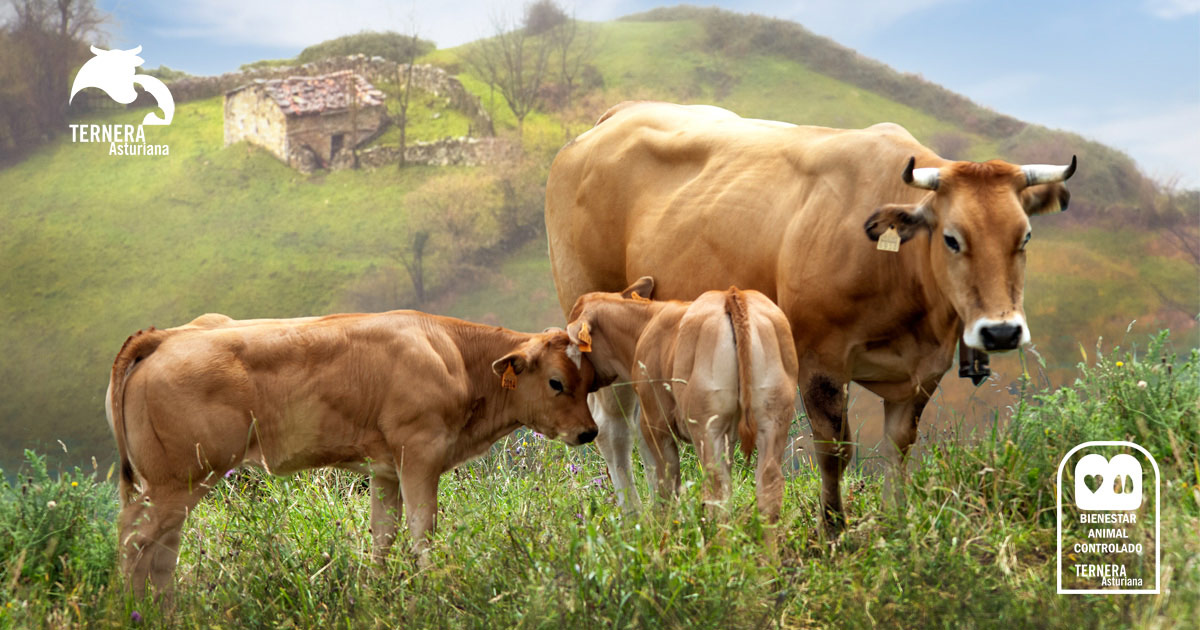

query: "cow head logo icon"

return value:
[69, 45, 174, 126]
[1074, 453, 1143, 511]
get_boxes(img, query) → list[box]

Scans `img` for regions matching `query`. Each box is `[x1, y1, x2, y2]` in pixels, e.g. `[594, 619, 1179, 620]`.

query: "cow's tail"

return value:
[725, 288, 757, 459]
[107, 327, 168, 505]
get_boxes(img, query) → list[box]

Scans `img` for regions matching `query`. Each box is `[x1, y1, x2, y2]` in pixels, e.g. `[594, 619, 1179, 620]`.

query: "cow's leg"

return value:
[591, 384, 644, 511]
[369, 471, 402, 563]
[754, 392, 793, 553]
[802, 372, 853, 535]
[119, 480, 211, 602]
[398, 453, 440, 565]
[880, 390, 931, 509]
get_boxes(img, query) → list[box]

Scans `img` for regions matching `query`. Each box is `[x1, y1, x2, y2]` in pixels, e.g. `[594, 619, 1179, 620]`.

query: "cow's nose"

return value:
[980, 323, 1022, 351]
[577, 429, 598, 445]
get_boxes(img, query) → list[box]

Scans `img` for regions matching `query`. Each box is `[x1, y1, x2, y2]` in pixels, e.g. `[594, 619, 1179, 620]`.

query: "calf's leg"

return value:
[634, 383, 680, 501]
[119, 480, 211, 602]
[755, 391, 794, 553]
[398, 454, 440, 565]
[369, 472, 403, 563]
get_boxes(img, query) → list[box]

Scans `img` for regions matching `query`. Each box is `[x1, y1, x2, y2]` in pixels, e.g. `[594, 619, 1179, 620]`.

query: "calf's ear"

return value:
[566, 319, 593, 352]
[620, 276, 655, 301]
[863, 202, 933, 243]
[492, 351, 530, 383]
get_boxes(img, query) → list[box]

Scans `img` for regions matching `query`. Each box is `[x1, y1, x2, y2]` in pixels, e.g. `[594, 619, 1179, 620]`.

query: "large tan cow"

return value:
[105, 310, 598, 597]
[566, 278, 798, 543]
[546, 101, 1075, 531]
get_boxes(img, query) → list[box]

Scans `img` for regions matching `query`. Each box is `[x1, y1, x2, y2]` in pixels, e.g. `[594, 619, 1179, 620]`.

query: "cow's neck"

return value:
[442, 323, 530, 468]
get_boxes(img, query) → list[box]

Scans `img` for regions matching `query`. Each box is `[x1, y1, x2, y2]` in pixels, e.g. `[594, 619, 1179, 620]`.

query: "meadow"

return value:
[0, 333, 1195, 629]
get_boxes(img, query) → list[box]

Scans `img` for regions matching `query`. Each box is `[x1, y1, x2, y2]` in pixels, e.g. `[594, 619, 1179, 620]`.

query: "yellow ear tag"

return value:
[877, 226, 901, 252]
[501, 364, 518, 389]
[577, 321, 593, 353]
[630, 291, 651, 303]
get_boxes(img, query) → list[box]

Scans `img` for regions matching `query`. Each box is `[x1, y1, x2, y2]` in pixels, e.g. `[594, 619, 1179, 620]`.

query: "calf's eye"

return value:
[943, 234, 961, 253]
[549, 378, 565, 393]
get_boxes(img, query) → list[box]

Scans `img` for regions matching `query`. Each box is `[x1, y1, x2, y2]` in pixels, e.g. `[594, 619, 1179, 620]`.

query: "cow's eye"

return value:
[1021, 231, 1032, 249]
[943, 234, 961, 253]
[549, 378, 565, 393]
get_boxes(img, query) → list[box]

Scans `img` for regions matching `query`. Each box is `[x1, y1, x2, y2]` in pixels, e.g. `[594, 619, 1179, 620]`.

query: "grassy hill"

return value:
[0, 8, 1196, 475]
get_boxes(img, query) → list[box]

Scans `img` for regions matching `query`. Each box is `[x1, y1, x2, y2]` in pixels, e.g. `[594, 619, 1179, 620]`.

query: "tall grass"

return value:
[2, 333, 1196, 628]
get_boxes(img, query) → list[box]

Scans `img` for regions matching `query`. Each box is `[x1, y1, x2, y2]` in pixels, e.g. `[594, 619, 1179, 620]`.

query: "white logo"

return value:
[70, 45, 174, 125]
[1074, 453, 1143, 511]
[1057, 441, 1159, 595]
[68, 45, 172, 157]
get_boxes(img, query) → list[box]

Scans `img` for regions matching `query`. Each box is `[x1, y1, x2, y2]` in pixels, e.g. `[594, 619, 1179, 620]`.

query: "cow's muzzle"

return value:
[964, 315, 1031, 352]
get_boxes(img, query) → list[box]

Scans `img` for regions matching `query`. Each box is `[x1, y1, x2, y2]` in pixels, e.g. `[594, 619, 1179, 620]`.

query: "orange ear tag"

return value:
[577, 321, 593, 353]
[501, 364, 518, 389]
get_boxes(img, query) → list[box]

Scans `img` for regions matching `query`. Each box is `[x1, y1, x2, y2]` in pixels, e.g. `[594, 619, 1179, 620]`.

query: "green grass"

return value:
[1, 332, 1196, 628]
[369, 84, 475, 145]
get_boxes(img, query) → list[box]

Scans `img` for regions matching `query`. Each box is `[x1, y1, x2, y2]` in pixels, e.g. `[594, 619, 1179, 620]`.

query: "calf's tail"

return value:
[107, 327, 168, 504]
[725, 288, 757, 459]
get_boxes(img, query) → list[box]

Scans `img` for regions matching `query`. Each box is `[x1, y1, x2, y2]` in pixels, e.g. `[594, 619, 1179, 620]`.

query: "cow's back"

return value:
[547, 102, 939, 318]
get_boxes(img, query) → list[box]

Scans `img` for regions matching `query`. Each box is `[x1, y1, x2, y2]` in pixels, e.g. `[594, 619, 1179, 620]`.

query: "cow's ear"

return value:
[863, 203, 933, 243]
[620, 276, 655, 301]
[566, 319, 593, 353]
[1020, 183, 1069, 216]
[491, 351, 529, 379]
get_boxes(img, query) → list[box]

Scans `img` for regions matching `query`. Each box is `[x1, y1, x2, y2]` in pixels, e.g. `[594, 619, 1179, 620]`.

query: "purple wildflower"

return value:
[532, 432, 544, 440]
[567, 463, 579, 475]
[591, 475, 606, 488]
[131, 611, 142, 623]
[223, 469, 235, 479]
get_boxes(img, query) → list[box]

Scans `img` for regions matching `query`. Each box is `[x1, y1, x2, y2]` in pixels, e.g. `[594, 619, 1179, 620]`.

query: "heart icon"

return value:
[1075, 453, 1143, 510]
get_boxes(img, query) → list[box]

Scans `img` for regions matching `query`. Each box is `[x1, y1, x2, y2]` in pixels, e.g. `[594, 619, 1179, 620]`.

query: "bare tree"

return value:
[2, 0, 107, 152]
[393, 173, 499, 304]
[548, 6, 593, 106]
[464, 8, 552, 139]
[396, 27, 420, 168]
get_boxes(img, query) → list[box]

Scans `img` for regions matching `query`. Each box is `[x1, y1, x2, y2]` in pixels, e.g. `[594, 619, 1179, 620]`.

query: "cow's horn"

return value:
[902, 156, 939, 190]
[90, 45, 104, 55]
[129, 45, 142, 55]
[1023, 155, 1077, 186]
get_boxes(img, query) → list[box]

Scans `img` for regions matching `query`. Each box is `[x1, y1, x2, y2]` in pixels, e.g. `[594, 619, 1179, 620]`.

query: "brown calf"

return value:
[105, 310, 597, 598]
[566, 278, 798, 541]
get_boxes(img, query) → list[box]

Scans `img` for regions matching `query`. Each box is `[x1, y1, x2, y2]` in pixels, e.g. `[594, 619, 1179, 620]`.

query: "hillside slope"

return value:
[0, 11, 1195, 471]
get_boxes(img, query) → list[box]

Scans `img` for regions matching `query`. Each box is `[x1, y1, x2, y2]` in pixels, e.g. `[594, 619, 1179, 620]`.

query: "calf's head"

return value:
[491, 330, 599, 445]
[864, 156, 1076, 351]
[564, 276, 656, 384]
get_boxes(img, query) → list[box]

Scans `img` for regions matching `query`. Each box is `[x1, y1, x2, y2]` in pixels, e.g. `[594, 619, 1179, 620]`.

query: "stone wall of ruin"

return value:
[223, 88, 289, 162]
[174, 55, 493, 136]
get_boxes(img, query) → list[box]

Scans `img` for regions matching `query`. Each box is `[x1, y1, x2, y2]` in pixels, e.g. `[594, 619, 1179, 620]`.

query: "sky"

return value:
[93, 0, 1200, 188]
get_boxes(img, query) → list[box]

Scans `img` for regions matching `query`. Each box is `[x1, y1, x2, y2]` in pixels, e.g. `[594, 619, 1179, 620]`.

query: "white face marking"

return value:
[963, 314, 1031, 352]
[566, 343, 583, 370]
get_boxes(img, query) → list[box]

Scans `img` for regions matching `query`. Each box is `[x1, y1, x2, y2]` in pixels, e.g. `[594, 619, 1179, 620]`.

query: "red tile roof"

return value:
[261, 70, 385, 116]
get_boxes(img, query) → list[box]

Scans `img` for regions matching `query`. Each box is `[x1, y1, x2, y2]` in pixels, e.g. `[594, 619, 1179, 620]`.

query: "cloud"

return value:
[1143, 0, 1200, 19]
[1084, 102, 1200, 188]
[774, 0, 960, 43]
[151, 0, 636, 50]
